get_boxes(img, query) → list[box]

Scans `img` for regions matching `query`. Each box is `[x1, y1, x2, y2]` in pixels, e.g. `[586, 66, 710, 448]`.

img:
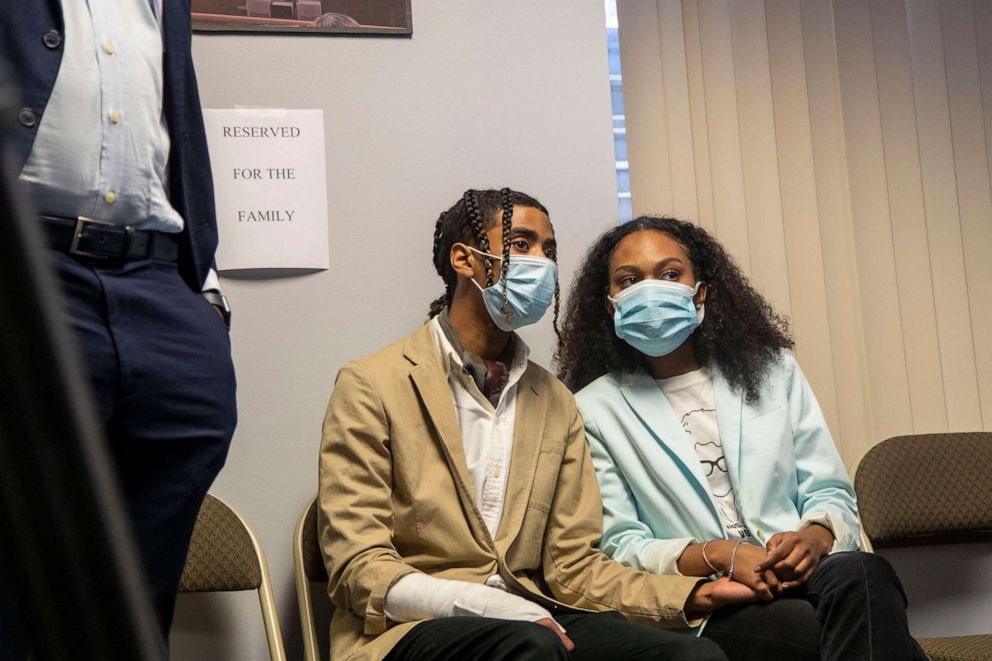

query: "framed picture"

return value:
[192, 0, 412, 35]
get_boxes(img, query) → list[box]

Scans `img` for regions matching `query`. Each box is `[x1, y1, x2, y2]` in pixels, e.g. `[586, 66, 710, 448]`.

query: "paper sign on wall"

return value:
[203, 108, 329, 271]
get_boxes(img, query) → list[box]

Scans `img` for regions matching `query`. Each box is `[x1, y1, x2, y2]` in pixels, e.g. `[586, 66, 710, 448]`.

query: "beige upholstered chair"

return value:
[852, 432, 992, 661]
[294, 495, 331, 661]
[179, 493, 287, 661]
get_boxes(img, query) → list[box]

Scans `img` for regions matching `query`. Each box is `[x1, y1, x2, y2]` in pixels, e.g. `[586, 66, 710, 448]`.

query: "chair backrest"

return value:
[294, 495, 332, 661]
[853, 432, 992, 548]
[180, 493, 262, 592]
[301, 497, 328, 583]
[178, 494, 287, 661]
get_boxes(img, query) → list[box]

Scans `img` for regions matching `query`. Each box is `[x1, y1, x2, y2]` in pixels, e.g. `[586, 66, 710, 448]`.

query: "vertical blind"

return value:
[617, 0, 992, 463]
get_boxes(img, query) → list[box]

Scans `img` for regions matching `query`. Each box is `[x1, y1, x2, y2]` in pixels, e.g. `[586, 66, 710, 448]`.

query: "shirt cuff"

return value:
[201, 268, 221, 293]
[798, 513, 846, 554]
[645, 536, 698, 576]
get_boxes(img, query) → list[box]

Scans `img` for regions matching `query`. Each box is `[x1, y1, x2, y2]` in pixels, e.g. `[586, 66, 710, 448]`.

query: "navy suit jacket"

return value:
[0, 0, 218, 291]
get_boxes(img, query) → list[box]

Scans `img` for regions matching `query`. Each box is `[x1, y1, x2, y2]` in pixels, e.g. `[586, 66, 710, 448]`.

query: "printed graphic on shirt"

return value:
[681, 408, 753, 540]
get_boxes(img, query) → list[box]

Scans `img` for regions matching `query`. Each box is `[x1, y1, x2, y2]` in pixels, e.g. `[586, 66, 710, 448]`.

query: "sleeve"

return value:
[583, 412, 696, 576]
[318, 363, 420, 636]
[541, 397, 704, 628]
[201, 267, 220, 293]
[385, 574, 555, 626]
[784, 353, 861, 552]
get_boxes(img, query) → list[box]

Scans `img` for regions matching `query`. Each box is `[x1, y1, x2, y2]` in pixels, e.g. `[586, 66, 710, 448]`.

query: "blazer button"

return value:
[42, 29, 63, 49]
[18, 108, 37, 128]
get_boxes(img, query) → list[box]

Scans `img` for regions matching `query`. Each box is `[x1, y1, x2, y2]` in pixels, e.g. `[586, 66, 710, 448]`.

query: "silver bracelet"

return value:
[727, 539, 745, 580]
[701, 541, 724, 577]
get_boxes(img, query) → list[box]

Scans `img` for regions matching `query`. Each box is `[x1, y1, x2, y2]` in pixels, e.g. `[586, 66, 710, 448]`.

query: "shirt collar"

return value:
[429, 313, 530, 399]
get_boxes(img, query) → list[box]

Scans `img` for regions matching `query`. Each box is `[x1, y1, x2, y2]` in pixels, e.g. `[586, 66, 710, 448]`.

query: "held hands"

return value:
[755, 524, 834, 591]
[717, 542, 778, 601]
[685, 576, 762, 615]
[686, 525, 834, 615]
[681, 540, 778, 601]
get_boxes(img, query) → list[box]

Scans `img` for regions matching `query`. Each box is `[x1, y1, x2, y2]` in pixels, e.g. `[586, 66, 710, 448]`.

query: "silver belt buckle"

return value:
[69, 216, 121, 260]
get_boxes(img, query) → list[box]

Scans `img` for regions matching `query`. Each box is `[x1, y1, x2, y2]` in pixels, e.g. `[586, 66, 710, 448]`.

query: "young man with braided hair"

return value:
[318, 189, 743, 660]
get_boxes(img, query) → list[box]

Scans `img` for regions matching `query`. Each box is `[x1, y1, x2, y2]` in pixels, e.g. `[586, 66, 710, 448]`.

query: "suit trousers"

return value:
[702, 551, 928, 661]
[383, 611, 728, 661]
[1, 250, 236, 659]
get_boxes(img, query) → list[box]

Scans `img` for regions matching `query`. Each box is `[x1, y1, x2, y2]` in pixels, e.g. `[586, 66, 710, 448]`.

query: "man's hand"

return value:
[756, 524, 834, 590]
[685, 577, 761, 616]
[535, 618, 575, 652]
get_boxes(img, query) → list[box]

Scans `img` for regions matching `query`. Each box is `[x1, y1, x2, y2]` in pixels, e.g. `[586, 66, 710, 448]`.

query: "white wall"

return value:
[879, 543, 992, 638]
[171, 2, 619, 658]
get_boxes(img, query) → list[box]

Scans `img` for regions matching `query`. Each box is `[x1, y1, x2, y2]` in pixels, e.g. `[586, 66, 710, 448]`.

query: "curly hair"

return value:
[557, 216, 793, 400]
[428, 189, 560, 337]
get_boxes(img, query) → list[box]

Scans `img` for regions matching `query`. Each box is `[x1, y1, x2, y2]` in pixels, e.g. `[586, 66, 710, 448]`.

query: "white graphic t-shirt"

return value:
[656, 368, 753, 540]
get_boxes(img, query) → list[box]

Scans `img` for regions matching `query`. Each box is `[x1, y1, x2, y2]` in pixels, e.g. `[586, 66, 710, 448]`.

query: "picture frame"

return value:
[192, 0, 412, 35]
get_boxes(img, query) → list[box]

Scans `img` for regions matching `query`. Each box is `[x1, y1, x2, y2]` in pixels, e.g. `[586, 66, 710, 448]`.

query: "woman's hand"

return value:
[756, 524, 834, 590]
[722, 541, 778, 600]
[678, 540, 778, 600]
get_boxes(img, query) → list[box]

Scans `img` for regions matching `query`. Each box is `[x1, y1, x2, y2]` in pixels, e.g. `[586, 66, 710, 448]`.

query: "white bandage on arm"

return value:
[384, 573, 556, 627]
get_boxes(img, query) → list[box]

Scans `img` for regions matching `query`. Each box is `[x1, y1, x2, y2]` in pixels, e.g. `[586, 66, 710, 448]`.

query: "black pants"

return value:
[1, 252, 236, 659]
[384, 611, 727, 661]
[703, 551, 928, 661]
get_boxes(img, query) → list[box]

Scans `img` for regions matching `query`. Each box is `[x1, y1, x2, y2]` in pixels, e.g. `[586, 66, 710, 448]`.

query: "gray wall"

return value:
[880, 544, 992, 639]
[171, 2, 619, 658]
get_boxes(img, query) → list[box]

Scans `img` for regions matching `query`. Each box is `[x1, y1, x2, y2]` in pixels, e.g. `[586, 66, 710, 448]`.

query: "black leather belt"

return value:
[41, 215, 180, 262]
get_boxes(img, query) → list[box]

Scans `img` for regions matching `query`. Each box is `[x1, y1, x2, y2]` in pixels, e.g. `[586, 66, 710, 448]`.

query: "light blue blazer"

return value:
[575, 350, 860, 577]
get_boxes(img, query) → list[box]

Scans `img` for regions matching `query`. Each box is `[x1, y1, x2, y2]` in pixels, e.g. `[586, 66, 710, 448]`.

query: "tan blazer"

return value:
[318, 324, 702, 660]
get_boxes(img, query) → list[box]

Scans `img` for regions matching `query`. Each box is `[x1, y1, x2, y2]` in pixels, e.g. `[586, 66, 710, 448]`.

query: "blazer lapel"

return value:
[712, 370, 744, 493]
[619, 371, 721, 525]
[494, 367, 548, 552]
[405, 326, 490, 545]
[160, 0, 187, 117]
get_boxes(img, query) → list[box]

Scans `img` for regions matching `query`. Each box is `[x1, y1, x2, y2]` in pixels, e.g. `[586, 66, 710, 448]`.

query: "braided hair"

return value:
[499, 188, 514, 319]
[428, 189, 558, 339]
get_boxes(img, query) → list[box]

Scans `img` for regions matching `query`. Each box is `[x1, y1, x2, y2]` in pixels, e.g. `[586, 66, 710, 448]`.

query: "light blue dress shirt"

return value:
[18, 0, 219, 291]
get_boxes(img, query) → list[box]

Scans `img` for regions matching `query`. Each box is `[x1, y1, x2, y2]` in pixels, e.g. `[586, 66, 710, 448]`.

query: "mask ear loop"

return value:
[467, 248, 502, 298]
[693, 281, 705, 310]
[468, 246, 504, 262]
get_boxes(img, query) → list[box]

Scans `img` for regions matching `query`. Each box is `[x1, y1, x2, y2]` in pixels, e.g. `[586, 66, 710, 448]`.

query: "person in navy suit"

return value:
[1, 2, 235, 657]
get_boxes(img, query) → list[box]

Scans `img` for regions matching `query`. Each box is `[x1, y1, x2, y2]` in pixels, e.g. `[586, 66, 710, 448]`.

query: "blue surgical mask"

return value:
[470, 248, 558, 332]
[609, 279, 704, 357]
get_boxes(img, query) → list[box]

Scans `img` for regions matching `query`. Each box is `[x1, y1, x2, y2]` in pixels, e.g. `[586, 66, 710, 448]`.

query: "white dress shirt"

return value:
[383, 318, 559, 628]
[432, 315, 528, 538]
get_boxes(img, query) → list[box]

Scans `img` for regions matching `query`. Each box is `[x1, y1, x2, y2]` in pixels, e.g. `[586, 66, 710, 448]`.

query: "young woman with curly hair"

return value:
[559, 216, 925, 661]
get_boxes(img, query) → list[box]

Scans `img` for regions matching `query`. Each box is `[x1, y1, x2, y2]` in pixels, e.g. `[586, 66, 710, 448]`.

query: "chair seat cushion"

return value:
[920, 634, 992, 661]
